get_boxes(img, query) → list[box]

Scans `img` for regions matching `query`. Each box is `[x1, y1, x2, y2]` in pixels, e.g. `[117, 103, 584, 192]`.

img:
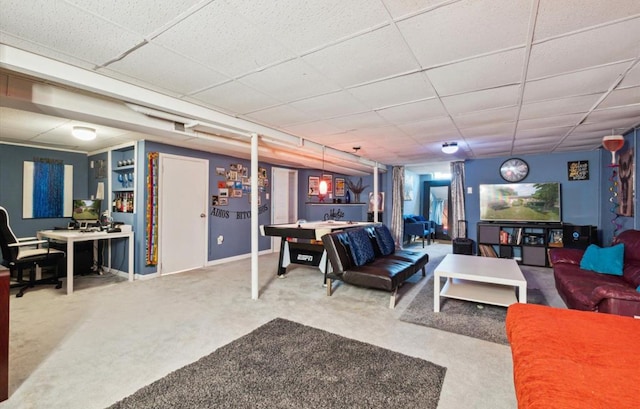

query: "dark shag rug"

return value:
[107, 318, 447, 409]
[400, 264, 550, 345]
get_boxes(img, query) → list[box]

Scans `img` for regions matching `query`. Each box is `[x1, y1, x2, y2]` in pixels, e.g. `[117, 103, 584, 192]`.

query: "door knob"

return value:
[200, 213, 205, 218]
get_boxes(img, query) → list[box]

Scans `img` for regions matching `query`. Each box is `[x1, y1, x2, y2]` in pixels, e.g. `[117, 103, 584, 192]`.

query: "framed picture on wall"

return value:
[308, 176, 319, 196]
[335, 177, 345, 197]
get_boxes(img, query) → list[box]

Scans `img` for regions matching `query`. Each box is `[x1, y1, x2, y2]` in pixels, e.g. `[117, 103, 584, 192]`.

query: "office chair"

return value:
[0, 206, 65, 297]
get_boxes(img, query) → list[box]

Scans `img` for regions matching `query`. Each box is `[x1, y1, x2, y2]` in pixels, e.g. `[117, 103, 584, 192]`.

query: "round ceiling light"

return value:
[441, 142, 458, 154]
[72, 126, 97, 141]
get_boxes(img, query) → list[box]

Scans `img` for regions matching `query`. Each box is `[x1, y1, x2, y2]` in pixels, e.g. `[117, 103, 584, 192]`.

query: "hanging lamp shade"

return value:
[602, 134, 624, 164]
[319, 179, 328, 195]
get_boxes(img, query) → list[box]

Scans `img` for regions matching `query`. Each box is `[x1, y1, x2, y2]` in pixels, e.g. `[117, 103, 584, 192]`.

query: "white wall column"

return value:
[251, 133, 259, 300]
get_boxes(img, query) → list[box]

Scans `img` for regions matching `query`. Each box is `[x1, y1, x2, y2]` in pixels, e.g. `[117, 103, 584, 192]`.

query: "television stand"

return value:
[476, 222, 566, 267]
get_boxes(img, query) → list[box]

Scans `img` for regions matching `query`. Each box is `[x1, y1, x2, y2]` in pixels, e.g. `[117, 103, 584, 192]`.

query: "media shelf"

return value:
[110, 144, 136, 215]
[477, 222, 565, 267]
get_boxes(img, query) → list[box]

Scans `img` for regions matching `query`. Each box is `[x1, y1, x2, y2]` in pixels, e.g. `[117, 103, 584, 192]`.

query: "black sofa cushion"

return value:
[346, 228, 376, 266]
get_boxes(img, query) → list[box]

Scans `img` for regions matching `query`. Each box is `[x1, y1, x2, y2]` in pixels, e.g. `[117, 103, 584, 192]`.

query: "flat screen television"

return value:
[479, 182, 561, 222]
[72, 199, 102, 228]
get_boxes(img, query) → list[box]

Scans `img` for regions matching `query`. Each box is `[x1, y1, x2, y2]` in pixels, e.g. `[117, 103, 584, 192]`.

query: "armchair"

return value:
[0, 206, 65, 297]
[404, 215, 436, 248]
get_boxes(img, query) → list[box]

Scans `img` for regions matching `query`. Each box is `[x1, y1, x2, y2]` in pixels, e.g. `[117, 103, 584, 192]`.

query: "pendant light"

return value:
[319, 145, 328, 201]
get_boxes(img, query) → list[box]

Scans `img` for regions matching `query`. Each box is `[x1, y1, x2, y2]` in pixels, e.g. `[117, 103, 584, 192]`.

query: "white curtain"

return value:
[450, 161, 466, 239]
[391, 166, 404, 249]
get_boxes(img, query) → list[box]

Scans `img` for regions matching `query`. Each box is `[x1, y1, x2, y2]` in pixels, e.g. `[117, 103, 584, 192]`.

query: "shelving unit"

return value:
[477, 222, 564, 267]
[110, 145, 136, 214]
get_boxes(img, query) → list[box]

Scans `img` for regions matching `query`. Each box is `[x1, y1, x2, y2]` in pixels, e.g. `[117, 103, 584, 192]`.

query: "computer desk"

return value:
[37, 230, 134, 295]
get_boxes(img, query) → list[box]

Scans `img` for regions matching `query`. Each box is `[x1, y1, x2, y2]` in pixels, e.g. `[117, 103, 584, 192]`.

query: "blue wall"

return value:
[465, 150, 603, 244]
[297, 170, 391, 225]
[140, 141, 274, 275]
[0, 144, 89, 236]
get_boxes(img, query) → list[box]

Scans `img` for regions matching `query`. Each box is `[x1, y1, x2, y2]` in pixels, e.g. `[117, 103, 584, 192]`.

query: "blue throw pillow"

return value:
[374, 225, 395, 256]
[346, 229, 376, 266]
[579, 243, 624, 276]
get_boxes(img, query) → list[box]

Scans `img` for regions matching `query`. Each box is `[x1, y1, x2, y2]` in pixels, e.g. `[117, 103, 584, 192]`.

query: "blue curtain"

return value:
[33, 161, 64, 218]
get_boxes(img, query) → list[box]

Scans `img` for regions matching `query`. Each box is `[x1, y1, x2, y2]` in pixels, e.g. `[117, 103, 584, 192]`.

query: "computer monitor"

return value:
[72, 199, 102, 229]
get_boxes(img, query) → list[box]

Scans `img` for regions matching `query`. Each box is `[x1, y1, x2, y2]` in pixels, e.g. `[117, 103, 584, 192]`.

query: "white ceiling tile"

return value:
[574, 115, 639, 133]
[519, 94, 600, 120]
[619, 63, 640, 88]
[0, 33, 98, 71]
[289, 91, 370, 119]
[346, 126, 408, 139]
[398, 116, 457, 136]
[523, 62, 630, 102]
[325, 112, 389, 131]
[528, 18, 640, 79]
[190, 82, 280, 114]
[348, 73, 436, 109]
[397, 0, 531, 67]
[383, 0, 450, 18]
[243, 105, 317, 127]
[411, 127, 462, 141]
[598, 86, 640, 109]
[515, 126, 573, 139]
[517, 113, 585, 131]
[302, 26, 420, 88]
[376, 99, 447, 123]
[238, 59, 340, 103]
[283, 121, 345, 138]
[585, 105, 640, 124]
[106, 43, 230, 96]
[227, 0, 389, 54]
[534, 0, 640, 40]
[0, 0, 143, 65]
[427, 48, 524, 96]
[153, 1, 295, 77]
[460, 122, 514, 138]
[454, 106, 518, 129]
[441, 86, 520, 115]
[65, 0, 203, 36]
[513, 135, 563, 147]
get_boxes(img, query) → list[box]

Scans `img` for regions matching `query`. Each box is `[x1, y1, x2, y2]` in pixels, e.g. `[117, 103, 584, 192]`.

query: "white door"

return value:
[271, 167, 298, 251]
[158, 154, 208, 274]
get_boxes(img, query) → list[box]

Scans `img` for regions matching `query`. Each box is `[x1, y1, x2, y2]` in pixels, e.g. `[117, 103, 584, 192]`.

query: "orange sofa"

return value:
[506, 303, 639, 409]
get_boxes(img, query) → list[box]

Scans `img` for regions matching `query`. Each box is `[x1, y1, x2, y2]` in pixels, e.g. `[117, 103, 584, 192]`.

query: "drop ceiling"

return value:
[0, 0, 639, 175]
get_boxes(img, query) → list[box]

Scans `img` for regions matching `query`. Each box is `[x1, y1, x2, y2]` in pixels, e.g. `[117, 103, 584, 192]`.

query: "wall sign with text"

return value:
[567, 160, 589, 181]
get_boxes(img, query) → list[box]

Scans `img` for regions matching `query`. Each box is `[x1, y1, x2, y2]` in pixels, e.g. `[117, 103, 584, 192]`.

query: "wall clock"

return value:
[500, 158, 529, 182]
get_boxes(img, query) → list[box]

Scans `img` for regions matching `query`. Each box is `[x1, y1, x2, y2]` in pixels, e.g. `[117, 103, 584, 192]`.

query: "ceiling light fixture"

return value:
[602, 133, 624, 165]
[441, 142, 458, 154]
[72, 126, 97, 141]
[318, 146, 328, 200]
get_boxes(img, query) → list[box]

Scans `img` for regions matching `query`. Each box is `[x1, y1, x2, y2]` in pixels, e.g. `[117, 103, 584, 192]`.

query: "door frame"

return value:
[270, 167, 298, 251]
[422, 180, 452, 241]
[157, 153, 209, 275]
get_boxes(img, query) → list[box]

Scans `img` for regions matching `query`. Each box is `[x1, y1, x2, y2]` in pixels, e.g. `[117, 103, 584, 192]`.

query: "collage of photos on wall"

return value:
[211, 163, 268, 207]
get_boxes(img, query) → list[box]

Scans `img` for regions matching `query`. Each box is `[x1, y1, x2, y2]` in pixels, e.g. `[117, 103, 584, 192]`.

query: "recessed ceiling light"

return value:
[72, 126, 97, 141]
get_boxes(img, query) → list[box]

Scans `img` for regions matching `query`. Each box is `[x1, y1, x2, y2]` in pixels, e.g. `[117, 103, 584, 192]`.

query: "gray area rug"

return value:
[107, 318, 446, 409]
[400, 260, 551, 345]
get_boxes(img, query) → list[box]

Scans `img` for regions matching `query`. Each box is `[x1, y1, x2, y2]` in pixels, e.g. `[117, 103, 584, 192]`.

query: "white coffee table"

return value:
[434, 254, 527, 312]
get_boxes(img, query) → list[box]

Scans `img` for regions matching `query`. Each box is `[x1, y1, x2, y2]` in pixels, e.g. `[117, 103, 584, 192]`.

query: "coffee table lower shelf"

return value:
[440, 279, 519, 308]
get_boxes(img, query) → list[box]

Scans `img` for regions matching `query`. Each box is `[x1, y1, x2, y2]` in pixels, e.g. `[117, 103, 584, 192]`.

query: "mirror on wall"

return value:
[422, 181, 451, 241]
